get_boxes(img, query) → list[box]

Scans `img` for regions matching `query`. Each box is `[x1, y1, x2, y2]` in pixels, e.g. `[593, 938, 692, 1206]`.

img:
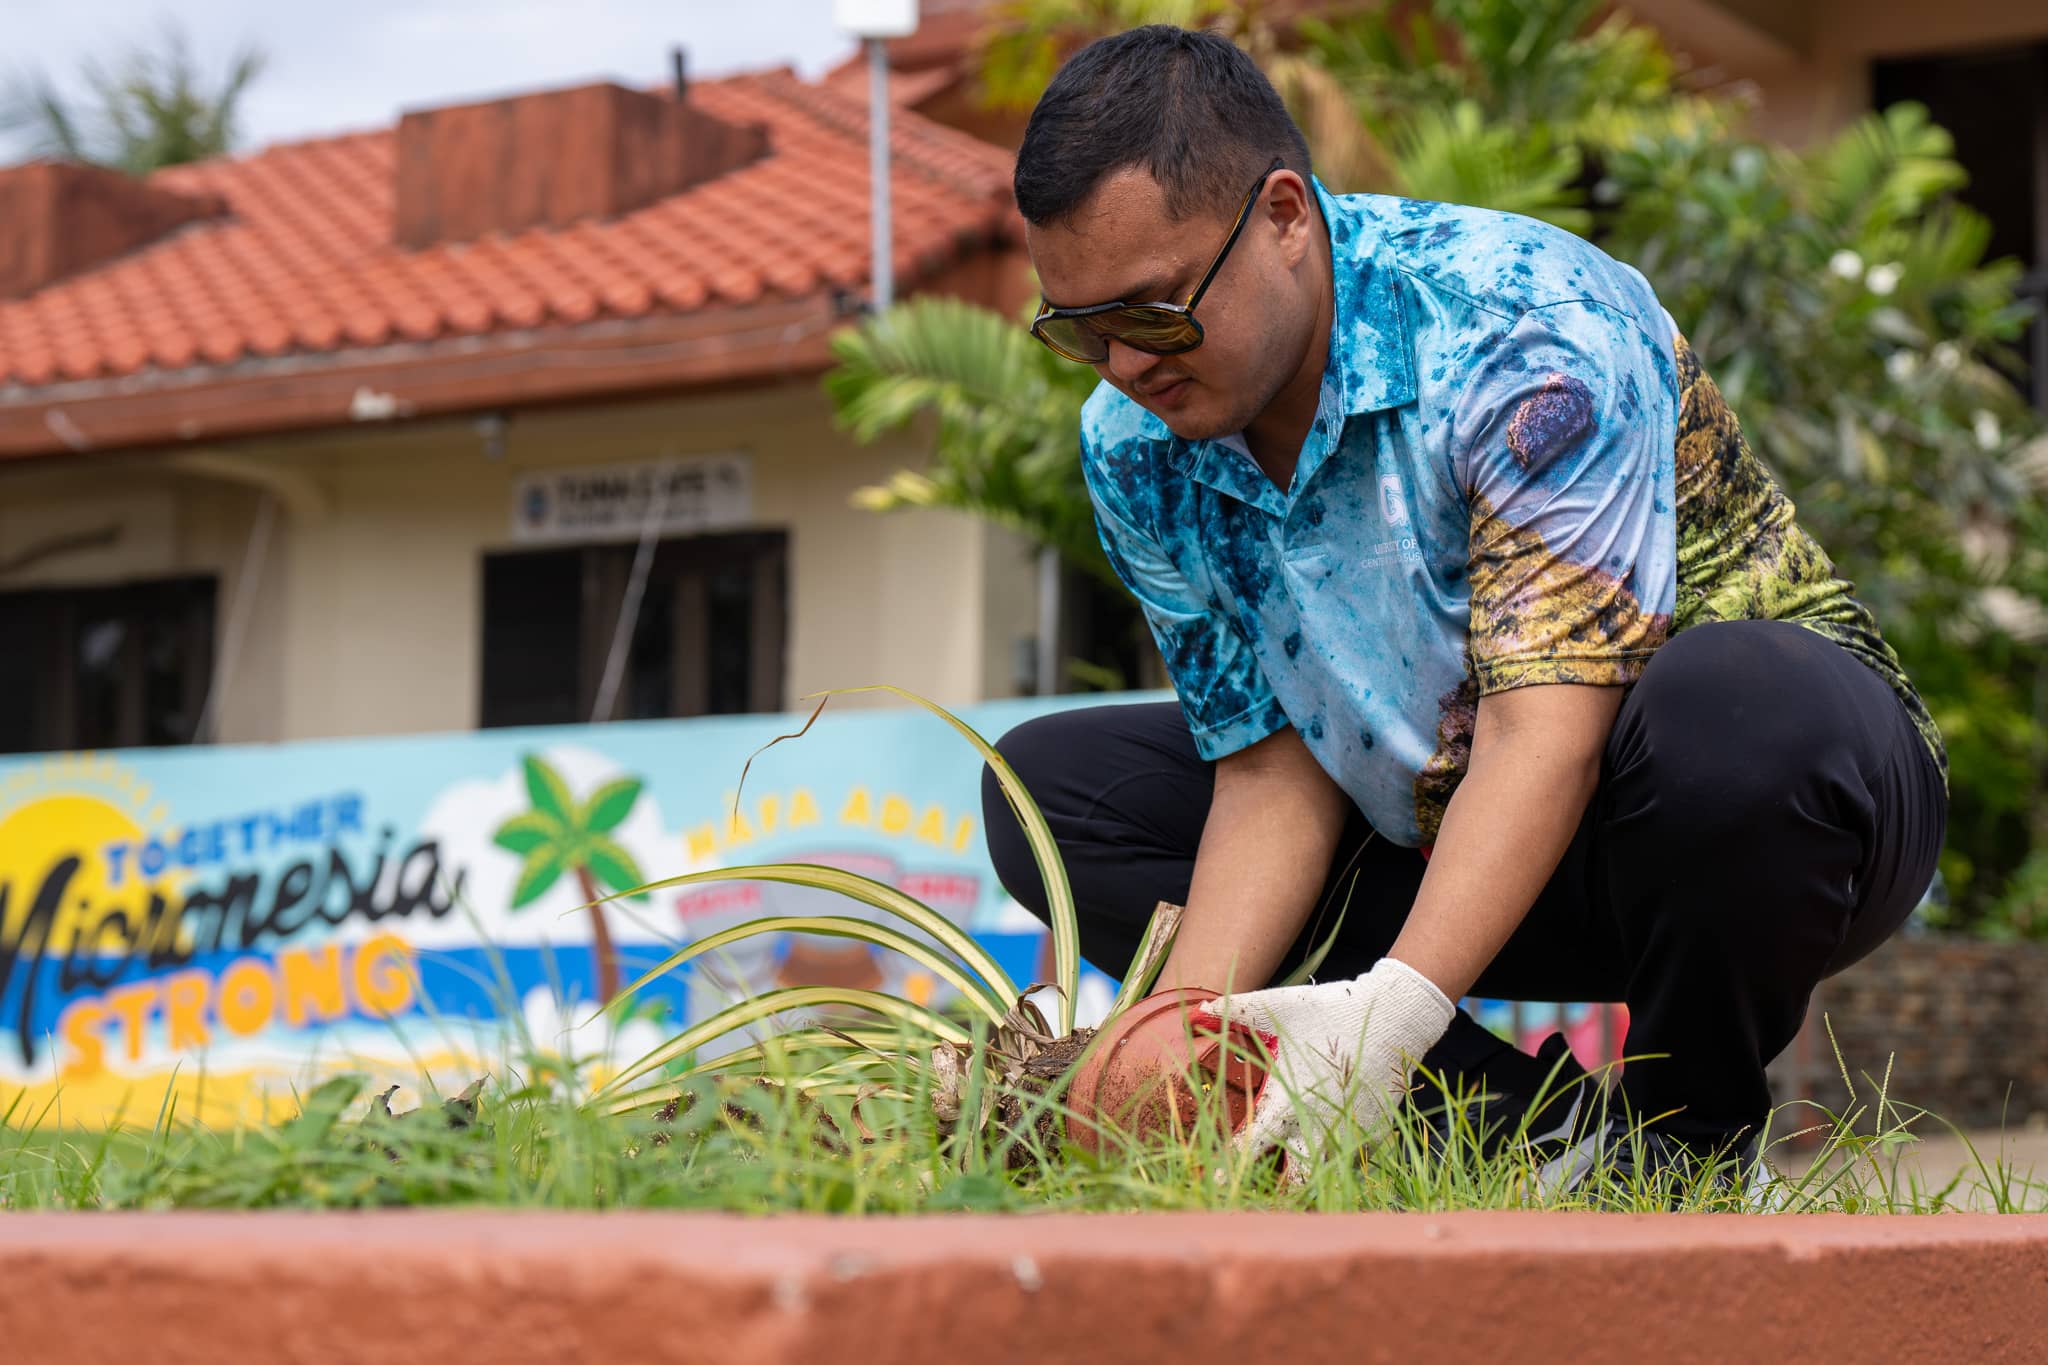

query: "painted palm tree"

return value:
[493, 755, 648, 1004]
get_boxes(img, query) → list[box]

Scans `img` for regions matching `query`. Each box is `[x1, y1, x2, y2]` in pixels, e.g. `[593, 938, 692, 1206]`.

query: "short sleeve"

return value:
[1451, 300, 1679, 695]
[1082, 434, 1289, 759]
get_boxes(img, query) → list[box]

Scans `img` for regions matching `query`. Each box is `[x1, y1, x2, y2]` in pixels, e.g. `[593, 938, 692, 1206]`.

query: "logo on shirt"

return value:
[1379, 473, 1410, 528]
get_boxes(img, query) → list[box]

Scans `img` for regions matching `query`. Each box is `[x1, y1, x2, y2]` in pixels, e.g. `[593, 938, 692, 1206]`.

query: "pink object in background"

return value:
[1518, 1002, 1630, 1072]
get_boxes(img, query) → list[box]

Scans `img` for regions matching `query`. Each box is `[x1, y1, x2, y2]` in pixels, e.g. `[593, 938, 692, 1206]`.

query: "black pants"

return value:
[982, 621, 1947, 1143]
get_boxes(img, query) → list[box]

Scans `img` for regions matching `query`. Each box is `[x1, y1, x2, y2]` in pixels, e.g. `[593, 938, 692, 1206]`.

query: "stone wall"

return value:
[1772, 934, 2048, 1131]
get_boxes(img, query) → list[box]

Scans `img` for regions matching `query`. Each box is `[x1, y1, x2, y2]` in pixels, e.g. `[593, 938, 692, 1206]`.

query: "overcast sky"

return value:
[2, 0, 858, 158]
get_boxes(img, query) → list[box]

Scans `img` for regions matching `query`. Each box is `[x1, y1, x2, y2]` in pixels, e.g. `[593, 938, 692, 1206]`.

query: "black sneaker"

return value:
[1408, 1032, 1596, 1160]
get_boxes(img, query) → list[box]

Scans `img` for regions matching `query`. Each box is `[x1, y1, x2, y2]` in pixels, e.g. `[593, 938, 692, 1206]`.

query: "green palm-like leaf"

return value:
[581, 777, 642, 834]
[607, 915, 1013, 1029]
[597, 1028, 906, 1115]
[492, 810, 565, 857]
[826, 296, 1112, 587]
[594, 987, 969, 1102]
[522, 754, 576, 826]
[509, 844, 569, 910]
[4, 24, 266, 173]
[1388, 101, 1589, 233]
[583, 835, 649, 903]
[616, 862, 1020, 1007]
[819, 685, 1080, 1034]
[1105, 900, 1184, 1025]
[1275, 870, 1359, 988]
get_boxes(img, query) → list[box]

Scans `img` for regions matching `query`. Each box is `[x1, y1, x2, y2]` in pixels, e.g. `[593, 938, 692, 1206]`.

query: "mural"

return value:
[0, 691, 1622, 1126]
[0, 696, 1122, 1125]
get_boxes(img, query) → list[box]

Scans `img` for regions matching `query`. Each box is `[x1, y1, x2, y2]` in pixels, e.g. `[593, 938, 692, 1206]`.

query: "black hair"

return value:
[1013, 25, 1312, 227]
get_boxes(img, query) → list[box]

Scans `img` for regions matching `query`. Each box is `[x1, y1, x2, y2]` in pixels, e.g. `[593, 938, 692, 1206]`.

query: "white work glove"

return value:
[1198, 957, 1455, 1180]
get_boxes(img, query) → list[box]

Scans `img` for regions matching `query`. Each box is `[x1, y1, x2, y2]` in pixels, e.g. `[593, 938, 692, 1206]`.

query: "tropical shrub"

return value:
[826, 0, 2048, 930]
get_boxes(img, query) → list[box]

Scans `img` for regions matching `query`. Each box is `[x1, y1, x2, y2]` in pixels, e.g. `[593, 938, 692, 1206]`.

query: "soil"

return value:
[993, 1028, 1095, 1170]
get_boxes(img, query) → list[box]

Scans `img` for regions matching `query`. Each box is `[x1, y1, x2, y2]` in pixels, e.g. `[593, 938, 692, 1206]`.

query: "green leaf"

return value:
[603, 914, 1013, 1030]
[581, 777, 642, 834]
[522, 754, 576, 825]
[811, 687, 1079, 1033]
[1275, 865, 1360, 989]
[492, 810, 564, 857]
[583, 836, 649, 903]
[595, 1028, 904, 1115]
[1105, 900, 1185, 1025]
[620, 862, 1020, 1009]
[593, 987, 969, 1102]
[509, 844, 568, 909]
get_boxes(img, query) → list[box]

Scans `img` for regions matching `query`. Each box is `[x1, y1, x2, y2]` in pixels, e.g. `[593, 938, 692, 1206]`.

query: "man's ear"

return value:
[1265, 170, 1316, 269]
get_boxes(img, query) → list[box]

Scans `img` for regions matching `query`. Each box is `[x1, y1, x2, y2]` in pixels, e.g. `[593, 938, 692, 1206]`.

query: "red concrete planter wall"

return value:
[2, 1212, 2044, 1364]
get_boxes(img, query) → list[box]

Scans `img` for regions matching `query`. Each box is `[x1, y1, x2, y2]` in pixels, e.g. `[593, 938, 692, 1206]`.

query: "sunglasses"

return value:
[1030, 158, 1286, 366]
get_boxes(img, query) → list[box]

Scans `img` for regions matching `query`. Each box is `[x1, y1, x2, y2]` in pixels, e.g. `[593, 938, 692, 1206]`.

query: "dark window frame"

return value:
[479, 530, 788, 729]
[0, 575, 217, 755]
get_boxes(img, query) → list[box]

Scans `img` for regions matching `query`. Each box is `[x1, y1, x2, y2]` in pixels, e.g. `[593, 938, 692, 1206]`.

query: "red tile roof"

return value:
[0, 69, 1018, 395]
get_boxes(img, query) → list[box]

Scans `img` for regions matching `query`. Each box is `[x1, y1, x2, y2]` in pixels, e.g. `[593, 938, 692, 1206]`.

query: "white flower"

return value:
[1828, 249, 1865, 281]
[1885, 352, 1918, 382]
[1973, 410, 2002, 450]
[1934, 341, 1963, 371]
[1865, 262, 1903, 296]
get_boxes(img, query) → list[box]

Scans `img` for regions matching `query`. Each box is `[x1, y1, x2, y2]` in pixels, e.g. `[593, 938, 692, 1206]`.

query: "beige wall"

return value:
[0, 378, 1041, 745]
[1637, 0, 2048, 145]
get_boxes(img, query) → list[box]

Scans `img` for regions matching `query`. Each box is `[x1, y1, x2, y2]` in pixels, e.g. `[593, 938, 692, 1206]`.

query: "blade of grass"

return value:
[1275, 850, 1365, 989]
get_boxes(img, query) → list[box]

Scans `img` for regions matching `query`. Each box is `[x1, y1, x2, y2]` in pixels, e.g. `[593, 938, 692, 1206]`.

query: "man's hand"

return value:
[1198, 957, 1454, 1179]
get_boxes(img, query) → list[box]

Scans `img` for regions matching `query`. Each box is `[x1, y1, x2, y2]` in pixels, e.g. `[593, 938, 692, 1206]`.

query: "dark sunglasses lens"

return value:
[1037, 307, 1201, 363]
[1035, 314, 1109, 363]
[1109, 307, 1202, 355]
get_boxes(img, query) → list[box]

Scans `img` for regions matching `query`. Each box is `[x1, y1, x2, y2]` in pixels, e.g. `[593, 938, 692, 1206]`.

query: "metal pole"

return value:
[1035, 544, 1061, 696]
[867, 36, 893, 311]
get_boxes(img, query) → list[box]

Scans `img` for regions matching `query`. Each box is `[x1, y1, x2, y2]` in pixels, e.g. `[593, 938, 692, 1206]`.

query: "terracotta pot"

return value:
[1064, 987, 1275, 1157]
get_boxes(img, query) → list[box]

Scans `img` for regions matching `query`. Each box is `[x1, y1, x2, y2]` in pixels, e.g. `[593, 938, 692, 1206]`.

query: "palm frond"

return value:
[1390, 102, 1590, 233]
[616, 861, 1021, 1009]
[608, 913, 1015, 1029]
[826, 296, 1113, 585]
[595, 987, 970, 1103]
[819, 684, 1082, 1033]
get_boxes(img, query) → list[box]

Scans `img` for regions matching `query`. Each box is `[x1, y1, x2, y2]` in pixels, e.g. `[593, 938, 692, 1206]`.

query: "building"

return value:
[0, 68, 1040, 754]
[1, 1, 2042, 759]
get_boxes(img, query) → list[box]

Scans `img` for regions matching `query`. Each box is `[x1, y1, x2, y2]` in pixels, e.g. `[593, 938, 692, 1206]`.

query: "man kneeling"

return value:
[981, 26, 1946, 1190]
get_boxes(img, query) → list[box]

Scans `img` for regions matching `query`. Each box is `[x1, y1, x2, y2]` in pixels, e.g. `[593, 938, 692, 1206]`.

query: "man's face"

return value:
[1025, 165, 1319, 442]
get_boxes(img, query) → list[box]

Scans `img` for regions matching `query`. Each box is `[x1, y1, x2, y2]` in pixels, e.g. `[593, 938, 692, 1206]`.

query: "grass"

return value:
[7, 690, 2038, 1217]
[4, 1014, 2043, 1215]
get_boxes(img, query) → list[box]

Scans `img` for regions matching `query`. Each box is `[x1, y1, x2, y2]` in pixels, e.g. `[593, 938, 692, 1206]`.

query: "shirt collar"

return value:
[1154, 178, 1415, 505]
[1317, 179, 1416, 418]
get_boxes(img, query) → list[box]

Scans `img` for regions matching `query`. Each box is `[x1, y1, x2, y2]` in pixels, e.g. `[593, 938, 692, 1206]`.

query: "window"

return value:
[479, 531, 787, 728]
[1875, 43, 2048, 412]
[0, 576, 217, 755]
[1054, 560, 1165, 694]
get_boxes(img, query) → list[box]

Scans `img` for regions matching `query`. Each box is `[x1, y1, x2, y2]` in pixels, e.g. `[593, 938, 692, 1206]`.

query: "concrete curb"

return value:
[2, 1211, 2045, 1363]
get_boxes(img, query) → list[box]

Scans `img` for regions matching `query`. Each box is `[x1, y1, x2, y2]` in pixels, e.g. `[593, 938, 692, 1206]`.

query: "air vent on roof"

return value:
[393, 81, 769, 248]
[0, 161, 225, 301]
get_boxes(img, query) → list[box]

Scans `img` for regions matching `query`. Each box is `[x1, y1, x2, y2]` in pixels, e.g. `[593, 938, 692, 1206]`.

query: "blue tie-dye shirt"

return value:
[1081, 181, 1685, 847]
